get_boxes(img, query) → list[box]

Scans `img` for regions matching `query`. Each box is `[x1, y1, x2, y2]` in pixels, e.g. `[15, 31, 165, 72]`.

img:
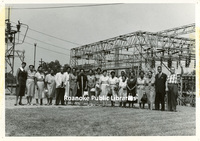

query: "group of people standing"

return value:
[15, 61, 183, 112]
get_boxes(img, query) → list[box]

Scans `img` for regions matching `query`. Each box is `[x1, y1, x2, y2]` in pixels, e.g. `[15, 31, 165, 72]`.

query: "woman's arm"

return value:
[16, 68, 20, 86]
[34, 75, 38, 89]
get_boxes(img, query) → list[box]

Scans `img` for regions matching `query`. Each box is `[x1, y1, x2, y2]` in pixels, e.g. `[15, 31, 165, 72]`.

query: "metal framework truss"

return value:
[70, 24, 195, 71]
[157, 23, 195, 36]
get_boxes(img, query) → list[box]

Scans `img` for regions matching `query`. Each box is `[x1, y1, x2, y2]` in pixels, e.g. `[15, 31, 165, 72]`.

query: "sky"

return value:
[6, 3, 195, 74]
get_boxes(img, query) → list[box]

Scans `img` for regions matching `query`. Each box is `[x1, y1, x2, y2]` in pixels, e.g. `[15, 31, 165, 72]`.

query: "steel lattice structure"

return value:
[5, 8, 29, 93]
[70, 24, 195, 71]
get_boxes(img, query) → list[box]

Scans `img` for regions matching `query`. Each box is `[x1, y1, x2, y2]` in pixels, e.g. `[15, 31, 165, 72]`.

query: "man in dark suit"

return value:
[155, 66, 167, 111]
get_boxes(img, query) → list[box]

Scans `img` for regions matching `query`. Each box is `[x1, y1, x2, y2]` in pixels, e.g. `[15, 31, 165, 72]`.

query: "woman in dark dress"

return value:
[77, 69, 87, 106]
[126, 72, 137, 108]
[15, 62, 27, 106]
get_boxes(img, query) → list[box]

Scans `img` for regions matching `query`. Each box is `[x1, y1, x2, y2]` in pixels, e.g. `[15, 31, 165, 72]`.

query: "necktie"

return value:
[159, 73, 162, 78]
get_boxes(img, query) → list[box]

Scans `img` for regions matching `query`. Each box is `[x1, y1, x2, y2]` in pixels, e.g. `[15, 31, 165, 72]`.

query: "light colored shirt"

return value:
[55, 72, 67, 88]
[137, 77, 146, 85]
[118, 76, 128, 83]
[87, 75, 95, 87]
[64, 72, 70, 81]
[95, 74, 102, 84]
[167, 73, 178, 84]
[27, 70, 35, 80]
[35, 72, 45, 81]
[146, 77, 155, 86]
[108, 77, 119, 85]
[45, 74, 55, 84]
[119, 81, 127, 89]
[99, 75, 109, 85]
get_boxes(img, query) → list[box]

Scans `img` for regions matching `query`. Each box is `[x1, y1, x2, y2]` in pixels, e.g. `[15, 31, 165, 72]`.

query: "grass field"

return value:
[6, 97, 196, 136]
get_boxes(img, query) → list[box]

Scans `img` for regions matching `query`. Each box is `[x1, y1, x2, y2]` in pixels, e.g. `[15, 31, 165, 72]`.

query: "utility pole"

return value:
[39, 58, 44, 67]
[34, 43, 37, 67]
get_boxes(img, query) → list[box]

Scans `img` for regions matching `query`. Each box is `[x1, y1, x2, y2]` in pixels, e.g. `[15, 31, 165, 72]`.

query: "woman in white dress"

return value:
[35, 66, 45, 105]
[118, 75, 127, 107]
[99, 70, 109, 107]
[108, 71, 119, 107]
[45, 69, 56, 105]
[26, 65, 35, 105]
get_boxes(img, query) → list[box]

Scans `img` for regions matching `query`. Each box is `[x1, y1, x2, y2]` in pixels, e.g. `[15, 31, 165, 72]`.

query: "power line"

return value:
[11, 3, 123, 10]
[11, 21, 81, 46]
[29, 28, 81, 45]
[22, 41, 70, 56]
[20, 33, 71, 51]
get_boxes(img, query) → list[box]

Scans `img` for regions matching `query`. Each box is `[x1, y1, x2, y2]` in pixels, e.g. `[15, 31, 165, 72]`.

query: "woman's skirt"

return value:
[95, 83, 101, 97]
[26, 79, 35, 97]
[146, 86, 155, 104]
[110, 85, 118, 101]
[46, 82, 56, 98]
[35, 81, 45, 99]
[16, 83, 26, 96]
[118, 88, 127, 102]
[65, 81, 70, 97]
[100, 84, 109, 99]
[69, 84, 77, 98]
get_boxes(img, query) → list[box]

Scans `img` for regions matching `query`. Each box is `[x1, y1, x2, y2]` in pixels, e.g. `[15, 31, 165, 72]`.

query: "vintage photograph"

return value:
[4, 3, 196, 136]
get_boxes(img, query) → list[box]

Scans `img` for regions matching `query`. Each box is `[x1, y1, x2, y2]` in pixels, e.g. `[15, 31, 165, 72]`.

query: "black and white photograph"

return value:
[1, 1, 199, 138]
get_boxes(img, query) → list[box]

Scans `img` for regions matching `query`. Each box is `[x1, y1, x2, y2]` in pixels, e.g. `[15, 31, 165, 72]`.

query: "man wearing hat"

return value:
[108, 70, 119, 107]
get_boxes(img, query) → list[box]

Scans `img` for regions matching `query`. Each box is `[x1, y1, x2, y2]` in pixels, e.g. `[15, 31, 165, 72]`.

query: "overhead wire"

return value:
[11, 21, 81, 46]
[20, 34, 72, 51]
[19, 40, 70, 56]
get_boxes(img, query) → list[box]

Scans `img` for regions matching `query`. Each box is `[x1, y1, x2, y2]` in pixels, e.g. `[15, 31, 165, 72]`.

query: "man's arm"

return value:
[77, 76, 80, 89]
[54, 73, 59, 87]
[85, 75, 87, 90]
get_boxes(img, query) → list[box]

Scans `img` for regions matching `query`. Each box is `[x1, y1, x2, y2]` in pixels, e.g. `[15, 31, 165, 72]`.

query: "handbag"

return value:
[128, 93, 133, 101]
[90, 88, 95, 92]
[141, 93, 147, 102]
[83, 91, 89, 97]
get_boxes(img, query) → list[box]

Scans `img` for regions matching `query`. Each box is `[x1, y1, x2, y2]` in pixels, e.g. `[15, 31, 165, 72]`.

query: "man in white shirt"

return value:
[55, 67, 67, 105]
[166, 64, 183, 112]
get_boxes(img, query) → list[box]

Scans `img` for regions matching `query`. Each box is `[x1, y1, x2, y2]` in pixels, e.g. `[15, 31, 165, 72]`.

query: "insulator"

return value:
[9, 35, 13, 43]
